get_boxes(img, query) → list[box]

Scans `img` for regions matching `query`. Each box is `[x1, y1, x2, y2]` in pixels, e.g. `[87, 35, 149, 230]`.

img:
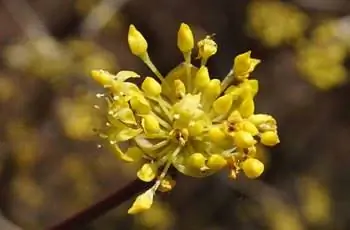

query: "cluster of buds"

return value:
[91, 23, 279, 214]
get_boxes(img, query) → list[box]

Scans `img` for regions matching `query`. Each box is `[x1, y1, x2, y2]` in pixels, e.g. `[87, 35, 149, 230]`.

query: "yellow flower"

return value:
[197, 36, 218, 62]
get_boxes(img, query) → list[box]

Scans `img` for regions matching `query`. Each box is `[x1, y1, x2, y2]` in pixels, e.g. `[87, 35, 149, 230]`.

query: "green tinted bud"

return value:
[207, 154, 227, 170]
[142, 77, 161, 97]
[142, 115, 160, 133]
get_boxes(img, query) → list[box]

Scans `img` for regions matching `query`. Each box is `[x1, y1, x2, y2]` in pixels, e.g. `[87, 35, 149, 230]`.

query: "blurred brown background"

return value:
[1, 0, 350, 229]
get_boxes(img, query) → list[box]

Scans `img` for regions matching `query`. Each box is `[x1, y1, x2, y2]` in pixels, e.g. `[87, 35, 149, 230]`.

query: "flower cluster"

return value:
[296, 21, 348, 90]
[91, 23, 279, 214]
[247, 0, 308, 47]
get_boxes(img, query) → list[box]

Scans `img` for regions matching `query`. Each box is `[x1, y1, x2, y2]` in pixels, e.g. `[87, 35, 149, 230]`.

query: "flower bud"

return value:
[194, 66, 210, 89]
[137, 163, 158, 182]
[130, 96, 151, 114]
[174, 79, 186, 99]
[142, 115, 160, 133]
[128, 188, 154, 214]
[177, 23, 194, 53]
[207, 154, 227, 170]
[236, 120, 259, 136]
[213, 94, 233, 115]
[234, 130, 256, 148]
[142, 77, 162, 97]
[238, 97, 255, 118]
[241, 158, 264, 179]
[197, 36, 218, 60]
[208, 126, 227, 144]
[233, 51, 260, 79]
[202, 79, 221, 102]
[128, 24, 148, 56]
[260, 131, 280, 146]
[187, 153, 207, 170]
[91, 70, 113, 86]
[188, 121, 205, 136]
[248, 114, 276, 126]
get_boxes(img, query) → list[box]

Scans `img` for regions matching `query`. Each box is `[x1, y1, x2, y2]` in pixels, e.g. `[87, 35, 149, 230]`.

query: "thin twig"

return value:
[48, 179, 149, 230]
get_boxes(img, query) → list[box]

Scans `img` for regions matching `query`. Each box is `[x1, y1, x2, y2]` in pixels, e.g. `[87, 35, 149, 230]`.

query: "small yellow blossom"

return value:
[197, 36, 218, 62]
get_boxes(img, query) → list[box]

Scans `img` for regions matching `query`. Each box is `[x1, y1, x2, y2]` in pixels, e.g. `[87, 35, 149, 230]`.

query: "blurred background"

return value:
[1, 0, 350, 229]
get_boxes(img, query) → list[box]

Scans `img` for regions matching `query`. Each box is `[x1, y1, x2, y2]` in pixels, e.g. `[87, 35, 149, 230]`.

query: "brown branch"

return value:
[48, 179, 149, 230]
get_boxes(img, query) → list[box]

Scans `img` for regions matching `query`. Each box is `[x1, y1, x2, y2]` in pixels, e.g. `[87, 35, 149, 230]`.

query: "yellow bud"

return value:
[233, 51, 261, 79]
[142, 115, 160, 133]
[142, 77, 161, 97]
[117, 108, 137, 125]
[91, 70, 113, 86]
[260, 131, 280, 146]
[207, 154, 227, 170]
[177, 23, 194, 53]
[128, 24, 148, 56]
[158, 176, 176, 192]
[187, 153, 207, 170]
[248, 114, 277, 132]
[137, 163, 158, 182]
[213, 94, 233, 115]
[197, 36, 218, 60]
[241, 158, 264, 179]
[128, 189, 154, 214]
[236, 120, 259, 136]
[248, 114, 276, 126]
[238, 97, 255, 118]
[130, 96, 151, 114]
[194, 66, 210, 89]
[174, 79, 186, 99]
[202, 79, 221, 102]
[188, 121, 205, 136]
[208, 126, 227, 144]
[234, 130, 256, 148]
